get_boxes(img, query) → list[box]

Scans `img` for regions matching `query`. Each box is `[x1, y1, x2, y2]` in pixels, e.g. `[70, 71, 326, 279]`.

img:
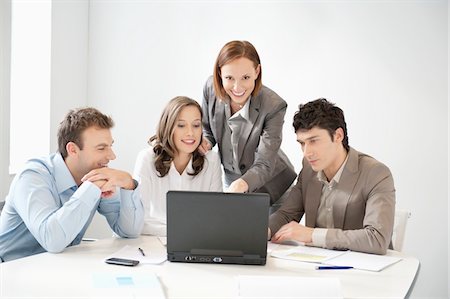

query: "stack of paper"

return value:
[271, 245, 401, 271]
[271, 246, 347, 263]
[324, 251, 402, 271]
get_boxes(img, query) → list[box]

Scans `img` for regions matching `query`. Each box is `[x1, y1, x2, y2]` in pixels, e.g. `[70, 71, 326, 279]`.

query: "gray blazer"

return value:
[202, 77, 296, 203]
[269, 147, 396, 254]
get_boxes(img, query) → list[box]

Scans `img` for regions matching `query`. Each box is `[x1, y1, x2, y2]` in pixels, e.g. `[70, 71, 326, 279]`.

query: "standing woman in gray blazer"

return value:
[199, 40, 297, 206]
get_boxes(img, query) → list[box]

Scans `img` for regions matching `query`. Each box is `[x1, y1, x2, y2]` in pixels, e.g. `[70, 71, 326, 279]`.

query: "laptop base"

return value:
[168, 253, 266, 265]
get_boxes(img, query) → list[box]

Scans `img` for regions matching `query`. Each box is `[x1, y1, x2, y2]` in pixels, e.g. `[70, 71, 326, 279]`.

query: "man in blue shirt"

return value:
[0, 108, 144, 262]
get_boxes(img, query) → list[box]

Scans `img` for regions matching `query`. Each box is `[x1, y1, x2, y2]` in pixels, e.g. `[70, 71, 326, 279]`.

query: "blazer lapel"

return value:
[333, 148, 359, 229]
[237, 97, 260, 163]
[213, 100, 226, 143]
[305, 171, 322, 228]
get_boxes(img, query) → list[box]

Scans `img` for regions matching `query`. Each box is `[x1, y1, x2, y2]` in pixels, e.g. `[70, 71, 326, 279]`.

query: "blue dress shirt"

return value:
[0, 153, 144, 262]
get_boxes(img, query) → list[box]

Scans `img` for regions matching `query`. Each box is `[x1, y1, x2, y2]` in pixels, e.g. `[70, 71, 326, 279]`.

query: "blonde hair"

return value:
[149, 96, 204, 177]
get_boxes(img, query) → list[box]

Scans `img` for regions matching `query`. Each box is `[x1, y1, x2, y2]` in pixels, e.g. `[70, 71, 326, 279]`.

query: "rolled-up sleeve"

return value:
[98, 186, 144, 238]
[14, 170, 100, 253]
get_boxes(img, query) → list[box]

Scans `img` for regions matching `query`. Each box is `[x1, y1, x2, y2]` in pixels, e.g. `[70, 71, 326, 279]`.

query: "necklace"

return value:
[231, 101, 243, 109]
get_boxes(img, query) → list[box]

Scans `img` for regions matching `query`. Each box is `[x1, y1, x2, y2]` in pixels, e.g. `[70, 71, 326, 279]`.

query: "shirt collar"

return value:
[169, 156, 194, 177]
[52, 153, 77, 193]
[317, 154, 349, 186]
[229, 96, 251, 121]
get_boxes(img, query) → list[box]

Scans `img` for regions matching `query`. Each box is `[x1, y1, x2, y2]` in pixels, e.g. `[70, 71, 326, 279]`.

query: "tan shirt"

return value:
[312, 155, 348, 247]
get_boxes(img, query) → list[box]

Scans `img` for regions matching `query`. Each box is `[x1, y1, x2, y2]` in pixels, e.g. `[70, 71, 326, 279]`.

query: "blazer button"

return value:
[240, 164, 245, 170]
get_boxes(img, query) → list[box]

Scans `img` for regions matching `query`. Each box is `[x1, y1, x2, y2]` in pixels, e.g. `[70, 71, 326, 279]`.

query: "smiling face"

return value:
[172, 105, 202, 158]
[296, 126, 346, 180]
[66, 126, 116, 184]
[220, 57, 260, 106]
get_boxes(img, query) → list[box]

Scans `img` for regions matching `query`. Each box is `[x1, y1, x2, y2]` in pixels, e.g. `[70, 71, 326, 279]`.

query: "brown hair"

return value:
[213, 40, 262, 100]
[58, 107, 114, 159]
[149, 96, 205, 177]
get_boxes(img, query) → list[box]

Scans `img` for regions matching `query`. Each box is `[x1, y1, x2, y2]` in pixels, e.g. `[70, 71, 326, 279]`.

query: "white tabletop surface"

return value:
[0, 236, 419, 299]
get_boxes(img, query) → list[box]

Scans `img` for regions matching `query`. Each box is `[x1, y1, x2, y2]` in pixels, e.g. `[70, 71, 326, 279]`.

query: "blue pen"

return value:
[316, 266, 353, 270]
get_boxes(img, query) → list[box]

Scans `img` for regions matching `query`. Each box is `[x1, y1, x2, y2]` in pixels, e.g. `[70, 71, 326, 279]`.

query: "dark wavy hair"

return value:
[293, 98, 349, 151]
[58, 107, 114, 159]
[149, 96, 205, 177]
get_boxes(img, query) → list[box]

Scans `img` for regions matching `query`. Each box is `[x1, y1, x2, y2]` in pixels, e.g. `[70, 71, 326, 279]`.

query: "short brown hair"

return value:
[149, 96, 205, 177]
[58, 107, 114, 158]
[213, 40, 262, 100]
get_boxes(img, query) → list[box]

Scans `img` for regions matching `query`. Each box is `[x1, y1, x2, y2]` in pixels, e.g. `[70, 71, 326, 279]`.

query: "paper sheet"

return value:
[91, 272, 165, 298]
[271, 245, 347, 263]
[158, 236, 167, 246]
[107, 245, 167, 264]
[271, 245, 402, 271]
[324, 251, 402, 271]
[267, 242, 279, 253]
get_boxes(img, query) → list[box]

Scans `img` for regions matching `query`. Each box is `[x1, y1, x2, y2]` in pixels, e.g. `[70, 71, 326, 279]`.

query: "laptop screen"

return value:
[167, 191, 270, 265]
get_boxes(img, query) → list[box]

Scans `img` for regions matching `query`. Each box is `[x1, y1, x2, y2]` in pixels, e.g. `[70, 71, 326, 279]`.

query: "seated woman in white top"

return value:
[134, 96, 223, 236]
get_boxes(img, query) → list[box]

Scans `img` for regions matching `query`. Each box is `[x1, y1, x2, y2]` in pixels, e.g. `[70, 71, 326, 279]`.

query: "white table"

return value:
[0, 236, 419, 298]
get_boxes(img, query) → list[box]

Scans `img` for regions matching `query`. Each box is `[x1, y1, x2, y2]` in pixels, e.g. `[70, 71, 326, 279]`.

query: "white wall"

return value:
[448, 3, 449, 298]
[0, 0, 12, 202]
[85, 1, 448, 298]
[1, 0, 447, 296]
[0, 0, 447, 297]
[0, 0, 90, 199]
[48, 0, 115, 239]
[50, 0, 89, 151]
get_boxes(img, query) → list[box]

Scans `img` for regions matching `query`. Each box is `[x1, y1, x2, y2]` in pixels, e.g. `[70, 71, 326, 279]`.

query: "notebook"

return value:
[166, 191, 270, 265]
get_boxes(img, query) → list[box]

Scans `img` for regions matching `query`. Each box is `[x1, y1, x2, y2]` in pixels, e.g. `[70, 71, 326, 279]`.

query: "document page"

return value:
[158, 236, 167, 246]
[107, 244, 167, 264]
[271, 244, 402, 271]
[271, 245, 347, 263]
[324, 251, 402, 271]
[91, 272, 165, 298]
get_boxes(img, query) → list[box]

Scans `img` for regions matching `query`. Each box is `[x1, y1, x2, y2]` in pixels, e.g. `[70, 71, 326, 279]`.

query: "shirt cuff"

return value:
[77, 180, 101, 203]
[312, 228, 328, 247]
[119, 184, 141, 208]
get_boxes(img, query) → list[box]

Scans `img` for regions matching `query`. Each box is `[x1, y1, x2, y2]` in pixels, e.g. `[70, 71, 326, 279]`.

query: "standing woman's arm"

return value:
[241, 99, 287, 192]
[201, 78, 217, 149]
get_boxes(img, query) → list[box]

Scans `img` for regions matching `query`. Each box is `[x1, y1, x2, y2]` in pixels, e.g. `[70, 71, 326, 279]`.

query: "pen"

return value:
[316, 266, 353, 270]
[138, 247, 146, 256]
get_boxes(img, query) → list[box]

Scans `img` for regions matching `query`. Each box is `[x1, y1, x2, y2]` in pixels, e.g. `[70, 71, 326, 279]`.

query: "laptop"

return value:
[167, 191, 270, 265]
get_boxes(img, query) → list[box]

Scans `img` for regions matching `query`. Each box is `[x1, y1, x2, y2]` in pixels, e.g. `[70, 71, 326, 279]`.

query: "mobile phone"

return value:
[105, 257, 139, 266]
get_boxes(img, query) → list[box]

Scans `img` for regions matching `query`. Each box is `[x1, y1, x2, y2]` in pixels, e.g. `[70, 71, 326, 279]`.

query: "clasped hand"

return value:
[271, 221, 314, 244]
[81, 168, 134, 199]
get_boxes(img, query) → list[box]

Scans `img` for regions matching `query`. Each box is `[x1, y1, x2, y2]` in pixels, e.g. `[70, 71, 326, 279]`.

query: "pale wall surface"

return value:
[0, 1, 447, 298]
[86, 2, 448, 297]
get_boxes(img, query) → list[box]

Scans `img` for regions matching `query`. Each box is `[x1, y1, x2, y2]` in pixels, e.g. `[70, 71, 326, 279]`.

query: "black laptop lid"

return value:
[167, 191, 270, 265]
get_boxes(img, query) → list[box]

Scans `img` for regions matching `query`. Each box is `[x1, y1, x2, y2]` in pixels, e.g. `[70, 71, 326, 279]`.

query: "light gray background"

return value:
[0, 1, 448, 298]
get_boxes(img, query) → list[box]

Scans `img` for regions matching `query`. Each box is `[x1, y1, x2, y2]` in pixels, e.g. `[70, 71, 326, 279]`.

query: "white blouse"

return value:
[133, 147, 223, 236]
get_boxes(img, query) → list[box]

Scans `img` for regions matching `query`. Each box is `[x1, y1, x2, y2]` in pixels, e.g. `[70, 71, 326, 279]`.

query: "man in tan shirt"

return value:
[269, 98, 395, 254]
